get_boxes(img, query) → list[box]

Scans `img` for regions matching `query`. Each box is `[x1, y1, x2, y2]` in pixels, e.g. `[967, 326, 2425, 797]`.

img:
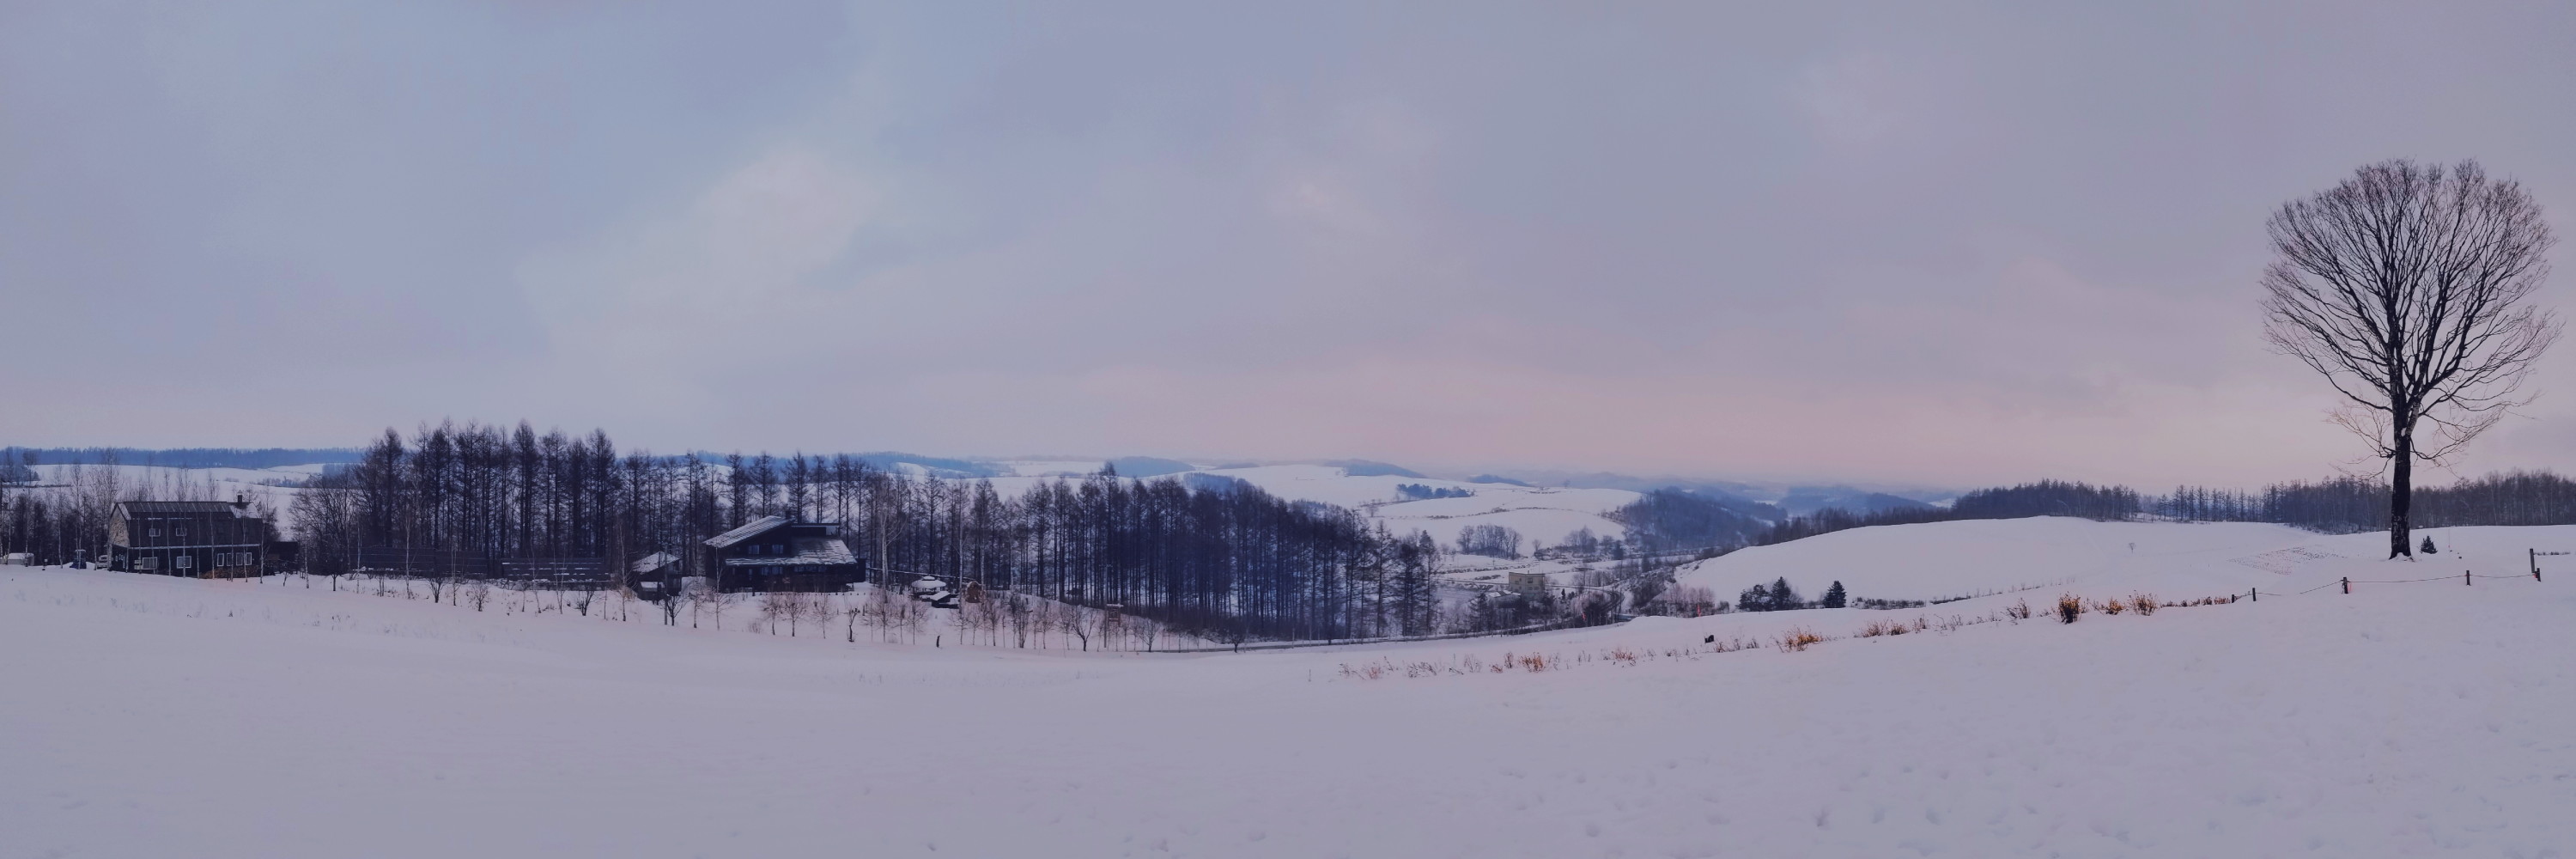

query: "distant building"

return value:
[1, 552, 33, 566]
[1504, 570, 1550, 596]
[631, 551, 683, 600]
[633, 551, 681, 577]
[110, 497, 271, 578]
[702, 515, 860, 592]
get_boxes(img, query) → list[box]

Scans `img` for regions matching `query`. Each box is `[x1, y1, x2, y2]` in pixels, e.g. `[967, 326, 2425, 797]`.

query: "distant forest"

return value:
[279, 422, 1448, 642]
[1753, 481, 2142, 545]
[1606, 489, 1773, 553]
[1747, 473, 2576, 545]
[1, 447, 363, 471]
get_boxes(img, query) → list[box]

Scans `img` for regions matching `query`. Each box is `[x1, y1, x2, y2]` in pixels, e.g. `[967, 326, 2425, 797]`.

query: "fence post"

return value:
[2464, 570, 2471, 586]
[2342, 576, 2349, 594]
[2249, 587, 2257, 603]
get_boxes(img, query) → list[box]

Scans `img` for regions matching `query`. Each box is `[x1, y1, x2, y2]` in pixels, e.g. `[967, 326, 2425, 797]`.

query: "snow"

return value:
[925, 463, 1646, 551]
[1203, 466, 1643, 549]
[1676, 517, 2326, 605]
[6, 517, 2573, 856]
[21, 462, 311, 531]
[994, 459, 1121, 477]
[1676, 515, 2574, 610]
[28, 463, 313, 491]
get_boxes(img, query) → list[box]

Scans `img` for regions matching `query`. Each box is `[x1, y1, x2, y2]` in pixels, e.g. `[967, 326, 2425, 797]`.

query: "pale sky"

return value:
[6, 2, 2575, 488]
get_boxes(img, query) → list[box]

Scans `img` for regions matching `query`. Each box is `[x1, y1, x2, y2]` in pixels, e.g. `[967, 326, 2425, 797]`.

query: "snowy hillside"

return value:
[1676, 515, 2571, 609]
[6, 520, 2573, 856]
[21, 463, 309, 527]
[26, 462, 313, 497]
[987, 460, 1645, 551]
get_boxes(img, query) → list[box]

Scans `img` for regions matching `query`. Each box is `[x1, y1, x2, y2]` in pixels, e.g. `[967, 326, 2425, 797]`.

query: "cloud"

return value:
[1796, 52, 1910, 147]
[519, 143, 875, 402]
[9, 2, 2576, 488]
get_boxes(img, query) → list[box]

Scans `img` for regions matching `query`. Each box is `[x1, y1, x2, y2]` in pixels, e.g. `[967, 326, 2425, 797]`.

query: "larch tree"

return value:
[2260, 159, 2559, 558]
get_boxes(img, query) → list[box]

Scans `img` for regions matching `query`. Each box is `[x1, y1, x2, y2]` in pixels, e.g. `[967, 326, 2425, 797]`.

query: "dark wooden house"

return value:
[110, 497, 271, 578]
[702, 515, 860, 592]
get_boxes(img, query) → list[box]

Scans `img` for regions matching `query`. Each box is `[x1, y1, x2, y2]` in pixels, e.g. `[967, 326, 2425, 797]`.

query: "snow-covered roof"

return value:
[720, 538, 856, 568]
[631, 551, 680, 574]
[704, 515, 789, 549]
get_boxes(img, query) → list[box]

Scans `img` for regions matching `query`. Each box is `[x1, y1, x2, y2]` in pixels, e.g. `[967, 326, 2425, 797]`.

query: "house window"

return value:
[149, 528, 161, 538]
[174, 555, 193, 570]
[176, 527, 186, 538]
[135, 557, 158, 571]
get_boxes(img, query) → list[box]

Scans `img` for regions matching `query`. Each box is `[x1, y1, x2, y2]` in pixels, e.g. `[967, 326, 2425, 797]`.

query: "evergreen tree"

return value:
[2421, 534, 2438, 554]
[1821, 580, 1847, 609]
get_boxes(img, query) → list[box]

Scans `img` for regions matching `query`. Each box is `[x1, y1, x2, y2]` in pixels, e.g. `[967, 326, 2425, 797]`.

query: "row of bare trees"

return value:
[1, 453, 280, 565]
[292, 421, 1455, 642]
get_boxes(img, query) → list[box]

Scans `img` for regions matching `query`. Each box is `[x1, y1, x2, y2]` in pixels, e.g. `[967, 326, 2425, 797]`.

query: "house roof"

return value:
[720, 538, 857, 568]
[114, 501, 258, 517]
[631, 551, 680, 574]
[704, 515, 788, 549]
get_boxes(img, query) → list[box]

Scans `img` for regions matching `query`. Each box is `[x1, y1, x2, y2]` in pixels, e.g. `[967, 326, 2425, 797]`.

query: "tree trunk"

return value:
[2390, 428, 2414, 559]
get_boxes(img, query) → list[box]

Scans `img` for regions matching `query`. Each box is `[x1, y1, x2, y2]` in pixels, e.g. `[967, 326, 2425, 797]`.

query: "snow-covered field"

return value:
[7, 518, 2573, 857]
[24, 462, 312, 500]
[990, 461, 1644, 555]
[21, 462, 310, 528]
[1676, 516, 2564, 609]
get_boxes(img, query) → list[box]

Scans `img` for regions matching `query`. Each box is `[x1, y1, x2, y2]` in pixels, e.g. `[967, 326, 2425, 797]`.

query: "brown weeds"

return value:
[1777, 627, 1825, 652]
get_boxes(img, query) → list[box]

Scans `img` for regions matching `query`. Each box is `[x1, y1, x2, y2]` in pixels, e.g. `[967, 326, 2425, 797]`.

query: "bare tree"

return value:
[1060, 604, 1098, 651]
[759, 592, 791, 636]
[2262, 159, 2560, 557]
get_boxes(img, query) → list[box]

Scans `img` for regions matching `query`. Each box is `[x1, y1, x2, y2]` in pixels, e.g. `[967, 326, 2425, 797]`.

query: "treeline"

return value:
[1607, 489, 1768, 553]
[1, 454, 273, 564]
[1755, 480, 2142, 545]
[2159, 471, 2576, 532]
[3, 447, 362, 470]
[0, 449, 32, 484]
[1754, 472, 2576, 545]
[1455, 524, 1522, 558]
[293, 421, 1449, 642]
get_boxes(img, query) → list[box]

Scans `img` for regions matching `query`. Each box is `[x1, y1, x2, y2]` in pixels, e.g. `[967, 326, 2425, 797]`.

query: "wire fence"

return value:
[2243, 549, 2555, 600]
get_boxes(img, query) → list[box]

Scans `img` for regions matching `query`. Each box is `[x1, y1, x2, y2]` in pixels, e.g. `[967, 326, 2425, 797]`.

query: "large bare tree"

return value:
[2262, 159, 2560, 558]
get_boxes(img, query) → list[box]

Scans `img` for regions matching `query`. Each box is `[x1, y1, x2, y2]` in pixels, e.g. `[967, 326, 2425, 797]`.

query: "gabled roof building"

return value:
[702, 515, 860, 592]
[110, 497, 271, 578]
